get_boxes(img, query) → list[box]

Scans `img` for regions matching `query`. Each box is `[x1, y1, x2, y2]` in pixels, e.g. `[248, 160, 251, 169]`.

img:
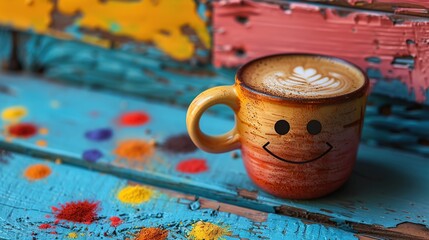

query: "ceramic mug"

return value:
[186, 53, 369, 199]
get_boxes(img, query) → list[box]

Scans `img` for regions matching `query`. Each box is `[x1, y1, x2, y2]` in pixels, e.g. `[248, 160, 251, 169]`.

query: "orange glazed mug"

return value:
[186, 53, 369, 199]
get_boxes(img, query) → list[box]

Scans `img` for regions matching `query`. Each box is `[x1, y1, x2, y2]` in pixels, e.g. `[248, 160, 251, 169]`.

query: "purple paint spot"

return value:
[85, 128, 113, 142]
[82, 149, 103, 163]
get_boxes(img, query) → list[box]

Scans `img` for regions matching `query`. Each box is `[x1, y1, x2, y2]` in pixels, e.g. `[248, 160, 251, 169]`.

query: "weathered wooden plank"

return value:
[0, 152, 361, 239]
[213, 0, 429, 104]
[0, 73, 427, 239]
[0, 0, 211, 63]
[265, 0, 429, 18]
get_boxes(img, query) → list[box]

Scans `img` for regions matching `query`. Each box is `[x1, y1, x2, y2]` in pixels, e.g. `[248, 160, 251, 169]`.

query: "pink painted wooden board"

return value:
[213, 0, 429, 102]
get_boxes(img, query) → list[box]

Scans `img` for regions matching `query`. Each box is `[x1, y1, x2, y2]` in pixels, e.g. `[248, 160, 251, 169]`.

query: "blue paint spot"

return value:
[189, 198, 200, 211]
[365, 56, 381, 64]
[85, 128, 113, 141]
[109, 22, 121, 33]
[82, 149, 103, 163]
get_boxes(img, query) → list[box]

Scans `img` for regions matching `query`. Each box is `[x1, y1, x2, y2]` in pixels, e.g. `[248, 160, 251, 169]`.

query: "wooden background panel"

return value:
[0, 153, 361, 239]
[0, 73, 427, 239]
[0, 0, 211, 64]
[213, 0, 429, 105]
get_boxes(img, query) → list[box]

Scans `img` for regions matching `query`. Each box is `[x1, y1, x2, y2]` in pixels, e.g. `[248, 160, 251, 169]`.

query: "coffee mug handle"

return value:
[186, 86, 240, 153]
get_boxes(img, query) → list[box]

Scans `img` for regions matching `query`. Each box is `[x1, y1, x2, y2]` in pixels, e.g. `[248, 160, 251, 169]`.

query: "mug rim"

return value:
[236, 53, 370, 104]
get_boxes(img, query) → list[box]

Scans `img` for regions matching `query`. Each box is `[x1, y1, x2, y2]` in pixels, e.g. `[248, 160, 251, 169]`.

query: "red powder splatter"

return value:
[109, 216, 122, 227]
[39, 223, 52, 229]
[52, 200, 99, 224]
[176, 158, 208, 174]
[118, 111, 150, 126]
[8, 123, 37, 138]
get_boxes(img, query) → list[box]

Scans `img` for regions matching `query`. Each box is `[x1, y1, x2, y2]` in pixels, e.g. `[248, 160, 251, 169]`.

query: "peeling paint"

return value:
[213, 0, 429, 102]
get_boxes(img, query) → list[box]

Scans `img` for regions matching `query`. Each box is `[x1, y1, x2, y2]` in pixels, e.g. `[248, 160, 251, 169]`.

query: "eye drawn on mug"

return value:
[262, 119, 333, 164]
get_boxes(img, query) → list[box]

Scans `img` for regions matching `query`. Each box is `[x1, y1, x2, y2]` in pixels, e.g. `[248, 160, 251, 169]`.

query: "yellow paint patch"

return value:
[36, 139, 48, 147]
[57, 0, 210, 60]
[1, 106, 28, 122]
[117, 185, 153, 204]
[0, 0, 53, 32]
[189, 221, 231, 240]
[67, 232, 78, 239]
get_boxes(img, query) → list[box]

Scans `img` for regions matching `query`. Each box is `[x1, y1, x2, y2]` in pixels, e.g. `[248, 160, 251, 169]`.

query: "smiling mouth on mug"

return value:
[262, 142, 333, 164]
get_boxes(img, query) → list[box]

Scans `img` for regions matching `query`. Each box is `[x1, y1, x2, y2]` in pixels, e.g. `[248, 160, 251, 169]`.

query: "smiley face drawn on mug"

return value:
[262, 119, 333, 164]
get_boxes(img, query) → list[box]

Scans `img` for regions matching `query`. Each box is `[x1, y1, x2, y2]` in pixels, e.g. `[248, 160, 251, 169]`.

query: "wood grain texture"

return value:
[0, 73, 427, 239]
[0, 153, 361, 239]
[213, 0, 429, 104]
[0, 0, 210, 63]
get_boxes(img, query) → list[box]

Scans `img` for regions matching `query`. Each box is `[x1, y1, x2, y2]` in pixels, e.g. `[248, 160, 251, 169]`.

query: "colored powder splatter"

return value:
[82, 149, 103, 163]
[39, 128, 49, 135]
[36, 140, 48, 147]
[67, 232, 78, 239]
[114, 139, 155, 162]
[189, 221, 231, 240]
[109, 216, 122, 227]
[8, 123, 38, 138]
[162, 134, 197, 153]
[118, 111, 150, 126]
[52, 200, 99, 224]
[176, 159, 208, 174]
[39, 223, 53, 229]
[134, 227, 168, 240]
[117, 185, 153, 204]
[24, 164, 51, 181]
[1, 106, 27, 122]
[85, 128, 113, 141]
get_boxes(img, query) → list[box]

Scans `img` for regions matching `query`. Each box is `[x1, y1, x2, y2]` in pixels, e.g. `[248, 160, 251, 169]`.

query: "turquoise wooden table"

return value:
[0, 0, 429, 239]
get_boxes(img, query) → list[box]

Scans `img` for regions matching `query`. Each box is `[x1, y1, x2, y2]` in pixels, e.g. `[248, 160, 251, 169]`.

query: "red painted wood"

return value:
[213, 0, 429, 102]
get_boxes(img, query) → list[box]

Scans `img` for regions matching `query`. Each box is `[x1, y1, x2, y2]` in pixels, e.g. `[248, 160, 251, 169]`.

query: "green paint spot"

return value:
[109, 22, 121, 33]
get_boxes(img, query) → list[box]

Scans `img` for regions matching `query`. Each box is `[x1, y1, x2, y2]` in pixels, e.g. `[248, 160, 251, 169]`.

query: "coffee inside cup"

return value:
[241, 55, 365, 99]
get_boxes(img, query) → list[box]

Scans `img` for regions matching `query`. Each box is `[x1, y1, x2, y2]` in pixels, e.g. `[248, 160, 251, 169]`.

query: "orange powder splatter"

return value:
[36, 139, 48, 147]
[39, 128, 49, 135]
[24, 164, 51, 181]
[134, 227, 168, 240]
[114, 139, 155, 162]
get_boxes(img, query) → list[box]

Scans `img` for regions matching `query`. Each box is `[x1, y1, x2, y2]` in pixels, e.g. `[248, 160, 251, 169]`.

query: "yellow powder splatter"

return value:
[36, 139, 47, 147]
[0, 1, 53, 32]
[57, 0, 210, 60]
[114, 139, 155, 162]
[67, 232, 78, 239]
[24, 164, 51, 181]
[189, 221, 231, 240]
[50, 100, 61, 109]
[117, 185, 153, 204]
[55, 158, 62, 164]
[1, 106, 28, 122]
[39, 128, 49, 135]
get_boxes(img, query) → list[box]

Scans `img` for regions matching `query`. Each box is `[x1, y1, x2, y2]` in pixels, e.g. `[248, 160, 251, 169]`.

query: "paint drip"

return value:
[109, 216, 122, 227]
[134, 227, 168, 240]
[1, 106, 27, 122]
[117, 185, 153, 204]
[162, 133, 197, 153]
[85, 128, 113, 141]
[176, 158, 208, 174]
[114, 139, 155, 162]
[52, 200, 99, 224]
[189, 221, 231, 240]
[82, 149, 103, 163]
[119, 111, 150, 126]
[8, 123, 38, 138]
[24, 164, 51, 181]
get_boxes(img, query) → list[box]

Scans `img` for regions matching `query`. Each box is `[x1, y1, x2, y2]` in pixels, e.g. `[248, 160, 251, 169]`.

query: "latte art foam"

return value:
[241, 55, 365, 99]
